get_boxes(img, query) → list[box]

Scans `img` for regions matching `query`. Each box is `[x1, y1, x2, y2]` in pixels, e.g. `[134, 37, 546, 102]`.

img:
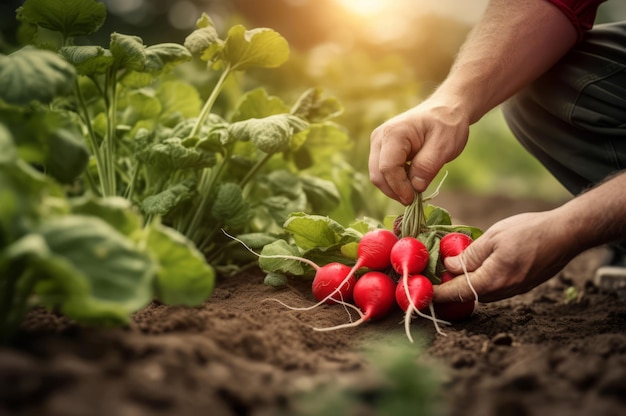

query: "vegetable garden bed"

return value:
[1, 192, 625, 416]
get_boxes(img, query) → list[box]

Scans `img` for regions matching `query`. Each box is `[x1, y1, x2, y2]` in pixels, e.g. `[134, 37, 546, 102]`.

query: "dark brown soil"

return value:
[1, 191, 625, 416]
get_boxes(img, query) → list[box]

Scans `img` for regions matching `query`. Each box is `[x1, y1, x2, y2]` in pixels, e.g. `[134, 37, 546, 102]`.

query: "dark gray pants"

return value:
[502, 21, 626, 196]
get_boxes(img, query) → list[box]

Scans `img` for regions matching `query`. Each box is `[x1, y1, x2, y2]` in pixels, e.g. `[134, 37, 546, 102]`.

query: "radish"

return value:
[311, 262, 355, 304]
[223, 231, 355, 310]
[390, 237, 429, 277]
[433, 271, 475, 321]
[439, 232, 479, 303]
[310, 228, 398, 306]
[389, 237, 446, 340]
[314, 271, 397, 331]
[394, 274, 447, 339]
[439, 232, 473, 259]
[395, 274, 433, 312]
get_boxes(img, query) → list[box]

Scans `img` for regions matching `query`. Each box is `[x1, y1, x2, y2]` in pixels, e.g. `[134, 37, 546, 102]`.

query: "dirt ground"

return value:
[1, 191, 625, 416]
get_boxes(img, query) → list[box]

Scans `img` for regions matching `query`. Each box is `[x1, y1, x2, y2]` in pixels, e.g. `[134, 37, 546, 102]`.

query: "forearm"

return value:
[556, 171, 626, 254]
[431, 0, 578, 124]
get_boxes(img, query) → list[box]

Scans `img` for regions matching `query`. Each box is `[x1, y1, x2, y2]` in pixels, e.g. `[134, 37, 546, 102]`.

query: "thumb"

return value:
[407, 144, 445, 193]
[434, 240, 489, 303]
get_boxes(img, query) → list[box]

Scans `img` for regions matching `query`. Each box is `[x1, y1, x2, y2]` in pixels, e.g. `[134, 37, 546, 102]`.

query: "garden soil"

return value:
[2, 191, 626, 416]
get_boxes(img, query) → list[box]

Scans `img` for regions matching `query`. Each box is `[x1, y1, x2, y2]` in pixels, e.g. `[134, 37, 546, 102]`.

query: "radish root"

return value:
[459, 254, 479, 303]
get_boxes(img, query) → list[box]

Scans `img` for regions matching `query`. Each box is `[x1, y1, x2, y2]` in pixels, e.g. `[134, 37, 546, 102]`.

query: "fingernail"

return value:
[444, 257, 459, 269]
[411, 176, 426, 189]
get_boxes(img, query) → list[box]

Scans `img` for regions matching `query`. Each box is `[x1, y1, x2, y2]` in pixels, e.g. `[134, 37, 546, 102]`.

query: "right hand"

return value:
[368, 97, 471, 205]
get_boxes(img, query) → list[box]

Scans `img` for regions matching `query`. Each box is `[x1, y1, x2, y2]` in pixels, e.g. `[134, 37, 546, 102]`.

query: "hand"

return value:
[433, 211, 578, 303]
[368, 97, 470, 205]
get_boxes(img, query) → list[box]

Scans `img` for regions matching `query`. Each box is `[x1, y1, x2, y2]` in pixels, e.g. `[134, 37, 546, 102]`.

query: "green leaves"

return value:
[17, 0, 106, 39]
[185, 14, 290, 72]
[147, 224, 215, 306]
[34, 215, 156, 325]
[0, 47, 76, 106]
[229, 114, 306, 154]
[223, 25, 290, 71]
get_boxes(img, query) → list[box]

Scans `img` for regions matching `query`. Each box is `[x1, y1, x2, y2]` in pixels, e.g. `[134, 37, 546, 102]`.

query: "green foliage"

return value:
[289, 336, 443, 416]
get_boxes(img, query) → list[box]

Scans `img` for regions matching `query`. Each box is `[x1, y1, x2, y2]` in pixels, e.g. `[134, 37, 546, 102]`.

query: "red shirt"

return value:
[546, 0, 607, 40]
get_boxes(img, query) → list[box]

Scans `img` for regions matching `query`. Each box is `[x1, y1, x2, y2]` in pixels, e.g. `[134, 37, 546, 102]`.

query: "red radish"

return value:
[311, 228, 398, 307]
[311, 262, 355, 304]
[395, 274, 433, 312]
[439, 232, 473, 259]
[390, 237, 429, 277]
[438, 232, 479, 303]
[314, 271, 397, 331]
[223, 231, 354, 311]
[389, 237, 443, 340]
[433, 271, 475, 321]
[394, 274, 447, 340]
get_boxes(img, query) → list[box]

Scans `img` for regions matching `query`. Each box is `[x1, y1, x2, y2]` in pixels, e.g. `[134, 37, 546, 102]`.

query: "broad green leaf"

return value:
[431, 225, 484, 241]
[139, 137, 217, 172]
[184, 13, 223, 61]
[59, 45, 113, 75]
[125, 90, 163, 120]
[232, 232, 281, 250]
[141, 179, 195, 216]
[230, 88, 289, 122]
[147, 223, 215, 306]
[17, 0, 106, 38]
[291, 87, 344, 122]
[283, 213, 346, 250]
[157, 81, 202, 120]
[340, 241, 358, 261]
[34, 215, 156, 325]
[0, 47, 76, 106]
[301, 175, 341, 214]
[263, 170, 302, 198]
[303, 122, 351, 153]
[264, 271, 288, 288]
[0, 124, 16, 164]
[258, 240, 305, 275]
[222, 25, 289, 71]
[110, 33, 147, 71]
[211, 182, 250, 229]
[71, 196, 143, 238]
[262, 194, 307, 225]
[0, 158, 67, 242]
[417, 231, 441, 282]
[425, 205, 452, 226]
[9, 110, 89, 184]
[228, 114, 304, 154]
[144, 43, 192, 73]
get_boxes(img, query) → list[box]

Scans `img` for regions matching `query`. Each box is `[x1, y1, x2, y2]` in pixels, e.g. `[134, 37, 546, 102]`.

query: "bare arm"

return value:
[437, 171, 626, 303]
[369, 0, 578, 205]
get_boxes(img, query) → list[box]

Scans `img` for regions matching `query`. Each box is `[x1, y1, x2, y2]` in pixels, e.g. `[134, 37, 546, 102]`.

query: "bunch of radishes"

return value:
[305, 228, 475, 340]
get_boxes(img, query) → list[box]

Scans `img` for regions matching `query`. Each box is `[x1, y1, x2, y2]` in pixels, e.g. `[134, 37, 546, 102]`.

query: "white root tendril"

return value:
[459, 254, 479, 303]
[224, 229, 356, 314]
[312, 300, 365, 332]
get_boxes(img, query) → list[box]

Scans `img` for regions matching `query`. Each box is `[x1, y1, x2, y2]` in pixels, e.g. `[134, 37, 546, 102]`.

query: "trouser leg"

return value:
[502, 21, 626, 196]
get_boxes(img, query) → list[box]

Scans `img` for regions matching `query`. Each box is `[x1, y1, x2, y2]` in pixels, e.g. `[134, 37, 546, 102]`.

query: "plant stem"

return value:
[239, 152, 273, 190]
[74, 80, 106, 196]
[188, 65, 231, 139]
[104, 68, 119, 196]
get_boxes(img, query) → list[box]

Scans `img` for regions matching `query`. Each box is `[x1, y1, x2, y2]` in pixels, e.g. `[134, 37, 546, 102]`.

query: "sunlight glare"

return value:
[335, 0, 389, 17]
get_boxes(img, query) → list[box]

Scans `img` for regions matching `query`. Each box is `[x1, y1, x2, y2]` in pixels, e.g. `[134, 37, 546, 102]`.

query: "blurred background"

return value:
[2, 0, 626, 217]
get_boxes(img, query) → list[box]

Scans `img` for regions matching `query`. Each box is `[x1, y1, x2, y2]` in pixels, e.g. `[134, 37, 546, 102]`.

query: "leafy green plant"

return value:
[0, 0, 360, 339]
[0, 124, 215, 342]
[10, 0, 356, 263]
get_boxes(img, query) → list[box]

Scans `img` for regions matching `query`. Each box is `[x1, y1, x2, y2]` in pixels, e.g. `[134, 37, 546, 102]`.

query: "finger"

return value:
[377, 129, 418, 205]
[407, 135, 458, 193]
[432, 270, 479, 303]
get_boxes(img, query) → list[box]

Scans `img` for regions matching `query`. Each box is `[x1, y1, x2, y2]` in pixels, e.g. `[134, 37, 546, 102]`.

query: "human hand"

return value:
[369, 98, 470, 205]
[433, 211, 578, 303]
